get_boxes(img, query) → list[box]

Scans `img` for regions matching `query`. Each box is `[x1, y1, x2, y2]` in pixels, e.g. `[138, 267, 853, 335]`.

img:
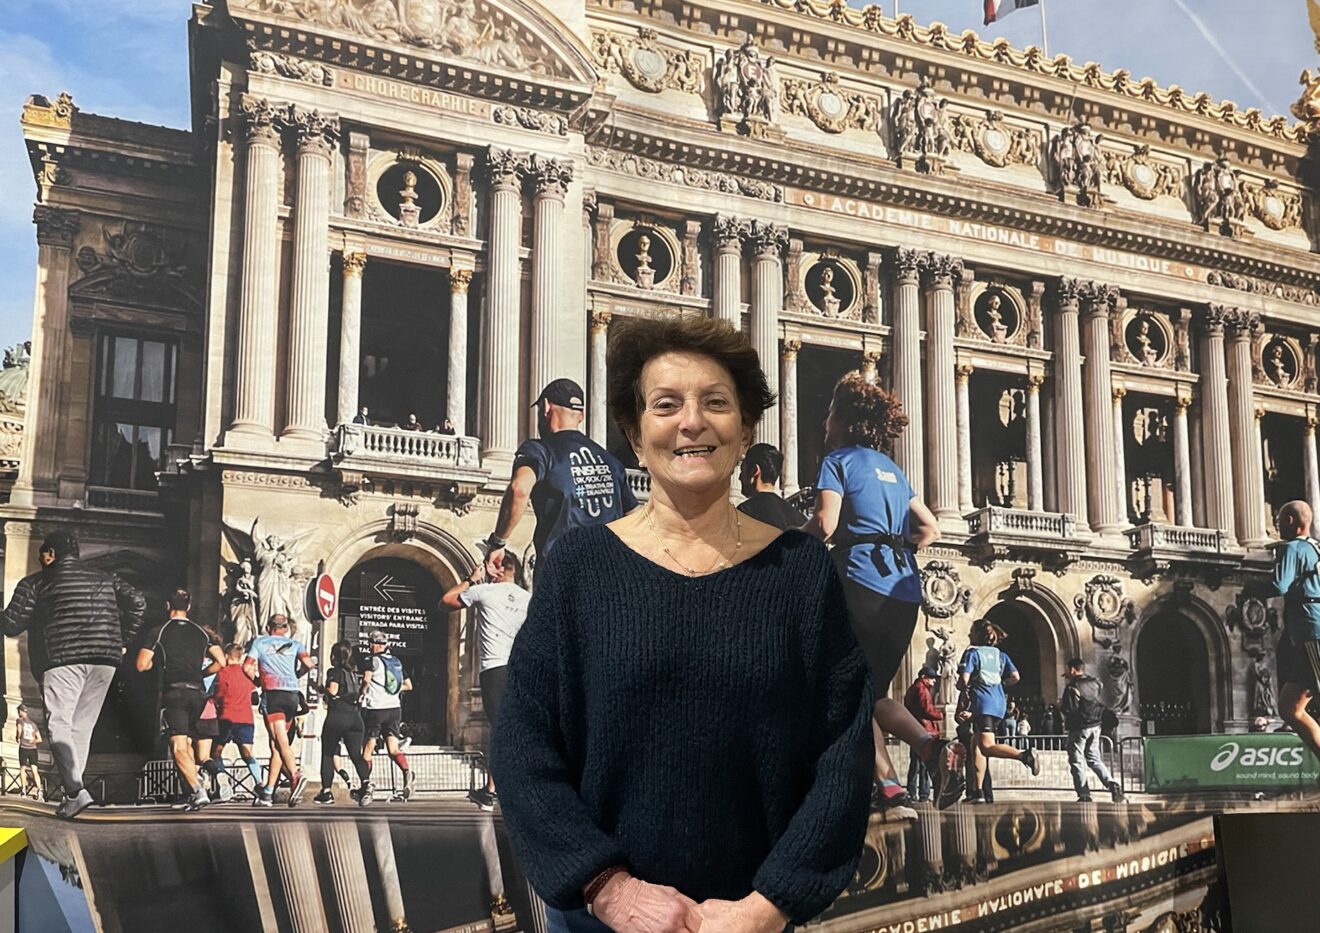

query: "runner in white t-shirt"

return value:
[359, 631, 413, 801]
[442, 551, 530, 810]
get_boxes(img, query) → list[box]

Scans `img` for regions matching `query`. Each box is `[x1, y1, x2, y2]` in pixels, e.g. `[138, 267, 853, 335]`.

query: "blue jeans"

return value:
[546, 907, 612, 933]
[1067, 725, 1114, 798]
[906, 754, 931, 800]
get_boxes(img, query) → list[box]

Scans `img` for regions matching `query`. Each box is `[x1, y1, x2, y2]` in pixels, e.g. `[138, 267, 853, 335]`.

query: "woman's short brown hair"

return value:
[830, 371, 909, 452]
[607, 314, 775, 443]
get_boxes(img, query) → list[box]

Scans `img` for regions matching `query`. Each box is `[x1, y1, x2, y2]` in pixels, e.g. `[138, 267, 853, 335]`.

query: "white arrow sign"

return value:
[372, 574, 414, 603]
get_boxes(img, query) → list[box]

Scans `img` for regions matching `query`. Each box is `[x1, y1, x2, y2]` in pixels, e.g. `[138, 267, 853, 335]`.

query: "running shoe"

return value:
[56, 789, 94, 821]
[185, 790, 211, 812]
[358, 781, 374, 808]
[399, 737, 412, 751]
[1109, 781, 1126, 803]
[253, 789, 274, 808]
[468, 788, 495, 812]
[390, 791, 408, 803]
[314, 790, 335, 805]
[217, 773, 234, 802]
[930, 739, 967, 811]
[287, 773, 308, 807]
[402, 769, 415, 800]
[1021, 748, 1041, 777]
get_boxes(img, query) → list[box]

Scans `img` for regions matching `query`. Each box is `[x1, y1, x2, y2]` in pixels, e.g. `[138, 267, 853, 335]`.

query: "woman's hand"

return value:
[695, 892, 788, 933]
[592, 872, 704, 933]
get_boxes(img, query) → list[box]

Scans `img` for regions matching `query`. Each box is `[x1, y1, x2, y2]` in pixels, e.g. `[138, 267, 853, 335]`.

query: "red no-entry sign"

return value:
[310, 573, 337, 620]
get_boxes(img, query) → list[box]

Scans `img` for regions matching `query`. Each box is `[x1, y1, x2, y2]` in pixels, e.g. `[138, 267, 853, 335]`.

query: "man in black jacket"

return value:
[1061, 658, 1124, 803]
[0, 530, 146, 818]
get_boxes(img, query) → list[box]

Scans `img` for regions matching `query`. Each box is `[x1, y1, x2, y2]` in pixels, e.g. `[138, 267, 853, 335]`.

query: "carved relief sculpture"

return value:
[249, 45, 334, 85]
[72, 221, 198, 308]
[951, 110, 1040, 168]
[1247, 179, 1303, 232]
[919, 561, 972, 619]
[590, 27, 704, 95]
[714, 38, 781, 134]
[1102, 144, 1183, 201]
[1226, 589, 1278, 645]
[1049, 119, 1104, 206]
[1194, 155, 1249, 237]
[892, 77, 954, 174]
[780, 71, 882, 135]
[1073, 574, 1135, 631]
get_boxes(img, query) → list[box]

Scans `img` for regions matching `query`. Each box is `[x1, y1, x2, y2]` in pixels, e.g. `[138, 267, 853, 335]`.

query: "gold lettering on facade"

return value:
[337, 73, 490, 118]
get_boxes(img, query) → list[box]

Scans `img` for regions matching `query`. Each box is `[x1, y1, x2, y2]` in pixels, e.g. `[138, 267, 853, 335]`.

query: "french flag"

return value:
[984, 0, 1040, 25]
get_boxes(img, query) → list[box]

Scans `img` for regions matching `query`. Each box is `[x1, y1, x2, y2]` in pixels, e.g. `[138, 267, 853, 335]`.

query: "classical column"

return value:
[918, 252, 962, 521]
[589, 310, 612, 446]
[1306, 410, 1320, 523]
[1052, 279, 1089, 528]
[1079, 281, 1120, 533]
[229, 96, 284, 440]
[1173, 390, 1194, 527]
[1112, 384, 1129, 524]
[447, 266, 473, 435]
[712, 215, 746, 326]
[336, 252, 366, 426]
[781, 339, 801, 494]
[527, 154, 573, 434]
[481, 148, 529, 466]
[271, 823, 330, 932]
[955, 361, 974, 514]
[1200, 307, 1237, 542]
[747, 220, 787, 447]
[282, 108, 338, 442]
[1225, 308, 1266, 546]
[1189, 405, 1207, 527]
[1025, 373, 1044, 511]
[15, 206, 79, 499]
[323, 822, 374, 933]
[891, 248, 924, 496]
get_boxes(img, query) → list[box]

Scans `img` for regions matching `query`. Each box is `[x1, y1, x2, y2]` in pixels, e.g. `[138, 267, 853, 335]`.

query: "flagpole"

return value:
[1039, 0, 1050, 57]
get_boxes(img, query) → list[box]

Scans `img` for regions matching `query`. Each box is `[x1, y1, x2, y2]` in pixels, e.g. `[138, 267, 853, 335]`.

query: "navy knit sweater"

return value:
[491, 525, 874, 924]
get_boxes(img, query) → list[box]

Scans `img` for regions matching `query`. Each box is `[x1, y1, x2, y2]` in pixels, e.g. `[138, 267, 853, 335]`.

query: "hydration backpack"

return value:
[972, 646, 1003, 687]
[379, 653, 405, 695]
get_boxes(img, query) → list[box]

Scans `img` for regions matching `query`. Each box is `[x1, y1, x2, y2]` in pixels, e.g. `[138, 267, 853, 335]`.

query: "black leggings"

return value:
[321, 709, 370, 789]
[840, 582, 921, 695]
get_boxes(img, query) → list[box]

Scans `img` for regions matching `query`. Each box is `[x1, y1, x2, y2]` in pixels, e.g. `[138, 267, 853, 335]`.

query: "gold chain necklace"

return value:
[642, 502, 742, 577]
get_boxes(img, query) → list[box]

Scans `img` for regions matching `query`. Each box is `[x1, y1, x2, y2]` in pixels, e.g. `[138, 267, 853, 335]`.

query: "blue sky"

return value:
[0, 1, 1313, 345]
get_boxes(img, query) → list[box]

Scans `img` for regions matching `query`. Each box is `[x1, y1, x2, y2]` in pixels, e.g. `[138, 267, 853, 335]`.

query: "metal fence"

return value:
[886, 733, 1121, 794]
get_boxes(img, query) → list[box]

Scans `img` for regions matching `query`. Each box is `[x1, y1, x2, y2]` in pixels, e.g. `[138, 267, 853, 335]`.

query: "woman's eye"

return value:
[705, 397, 732, 410]
[650, 399, 680, 413]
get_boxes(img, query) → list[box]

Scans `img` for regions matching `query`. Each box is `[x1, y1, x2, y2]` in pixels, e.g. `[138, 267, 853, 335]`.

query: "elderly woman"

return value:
[493, 315, 874, 933]
[805, 372, 964, 815]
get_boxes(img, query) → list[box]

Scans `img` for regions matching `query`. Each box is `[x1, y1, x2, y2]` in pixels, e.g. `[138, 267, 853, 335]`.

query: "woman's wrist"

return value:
[745, 891, 789, 931]
[583, 866, 629, 914]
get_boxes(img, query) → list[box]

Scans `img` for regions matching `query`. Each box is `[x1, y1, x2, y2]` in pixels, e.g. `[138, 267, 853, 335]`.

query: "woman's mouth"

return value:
[673, 446, 717, 459]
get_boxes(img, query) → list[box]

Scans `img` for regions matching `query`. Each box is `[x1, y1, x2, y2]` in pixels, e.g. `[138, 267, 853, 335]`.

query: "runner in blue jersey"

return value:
[957, 618, 1039, 799]
[806, 371, 964, 815]
[485, 379, 638, 581]
[243, 614, 315, 807]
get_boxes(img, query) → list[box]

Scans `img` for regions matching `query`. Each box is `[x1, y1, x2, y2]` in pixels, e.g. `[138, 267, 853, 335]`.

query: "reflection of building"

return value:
[7, 0, 1320, 764]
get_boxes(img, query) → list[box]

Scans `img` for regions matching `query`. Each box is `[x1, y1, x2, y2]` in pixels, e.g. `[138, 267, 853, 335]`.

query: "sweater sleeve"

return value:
[752, 561, 875, 924]
[489, 546, 629, 910]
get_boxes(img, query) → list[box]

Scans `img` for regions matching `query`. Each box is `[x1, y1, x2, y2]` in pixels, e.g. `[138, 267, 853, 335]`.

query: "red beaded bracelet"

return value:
[583, 865, 627, 913]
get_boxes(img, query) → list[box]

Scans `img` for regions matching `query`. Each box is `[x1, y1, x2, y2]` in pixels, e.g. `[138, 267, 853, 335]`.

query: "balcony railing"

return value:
[85, 486, 162, 513]
[965, 506, 1078, 539]
[1125, 522, 1231, 554]
[332, 423, 487, 486]
[626, 468, 651, 502]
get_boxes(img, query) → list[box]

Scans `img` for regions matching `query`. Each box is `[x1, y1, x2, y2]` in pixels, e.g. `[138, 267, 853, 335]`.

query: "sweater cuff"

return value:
[752, 867, 843, 926]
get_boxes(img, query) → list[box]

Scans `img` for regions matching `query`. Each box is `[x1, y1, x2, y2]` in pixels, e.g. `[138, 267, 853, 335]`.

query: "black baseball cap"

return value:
[919, 665, 939, 678]
[532, 378, 585, 411]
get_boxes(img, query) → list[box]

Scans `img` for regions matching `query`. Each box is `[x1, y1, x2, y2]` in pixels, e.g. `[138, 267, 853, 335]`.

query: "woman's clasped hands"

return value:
[592, 872, 789, 933]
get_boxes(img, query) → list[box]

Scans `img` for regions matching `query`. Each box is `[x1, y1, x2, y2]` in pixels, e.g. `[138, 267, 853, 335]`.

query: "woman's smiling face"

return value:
[632, 351, 752, 497]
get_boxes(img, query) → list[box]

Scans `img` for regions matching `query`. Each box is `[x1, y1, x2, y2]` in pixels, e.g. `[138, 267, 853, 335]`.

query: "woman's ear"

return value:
[627, 429, 645, 469]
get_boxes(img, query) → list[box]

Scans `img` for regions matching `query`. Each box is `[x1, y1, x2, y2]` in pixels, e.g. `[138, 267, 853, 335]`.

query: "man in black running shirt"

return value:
[486, 379, 637, 579]
[737, 443, 807, 531]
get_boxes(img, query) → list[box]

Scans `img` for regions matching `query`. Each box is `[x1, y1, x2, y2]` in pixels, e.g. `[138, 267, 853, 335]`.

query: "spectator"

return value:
[352, 405, 371, 426]
[212, 642, 263, 798]
[442, 551, 530, 811]
[1, 530, 146, 819]
[1040, 704, 1063, 735]
[1002, 701, 1019, 739]
[135, 588, 226, 812]
[439, 417, 457, 435]
[1016, 707, 1033, 745]
[902, 667, 943, 803]
[736, 443, 807, 530]
[1061, 658, 1124, 803]
[401, 413, 423, 432]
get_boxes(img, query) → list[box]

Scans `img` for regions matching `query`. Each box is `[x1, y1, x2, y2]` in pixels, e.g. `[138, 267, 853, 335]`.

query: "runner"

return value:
[360, 631, 413, 801]
[958, 618, 1040, 801]
[135, 588, 226, 812]
[441, 551, 530, 811]
[14, 705, 43, 801]
[315, 641, 373, 807]
[212, 642, 263, 800]
[244, 614, 315, 807]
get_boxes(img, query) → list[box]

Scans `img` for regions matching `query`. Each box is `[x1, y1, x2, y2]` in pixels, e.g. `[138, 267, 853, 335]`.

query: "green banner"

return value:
[1144, 734, 1320, 791]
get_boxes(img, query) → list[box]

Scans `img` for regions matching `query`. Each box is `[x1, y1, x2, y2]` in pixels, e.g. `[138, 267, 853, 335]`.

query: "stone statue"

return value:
[227, 559, 259, 647]
[983, 293, 1008, 342]
[225, 518, 315, 647]
[1250, 651, 1277, 719]
[931, 624, 958, 682]
[1195, 155, 1247, 236]
[1103, 651, 1132, 715]
[892, 77, 953, 174]
[714, 39, 780, 131]
[1269, 344, 1290, 386]
[1293, 68, 1320, 134]
[1049, 119, 1104, 205]
[398, 169, 420, 227]
[634, 233, 655, 288]
[817, 264, 841, 315]
[1135, 319, 1158, 366]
